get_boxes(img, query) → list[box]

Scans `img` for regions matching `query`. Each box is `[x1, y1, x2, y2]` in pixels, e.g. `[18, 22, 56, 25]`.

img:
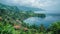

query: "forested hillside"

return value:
[0, 3, 60, 34]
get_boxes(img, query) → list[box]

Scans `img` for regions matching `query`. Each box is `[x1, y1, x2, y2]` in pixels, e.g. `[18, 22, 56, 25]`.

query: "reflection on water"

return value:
[24, 14, 60, 27]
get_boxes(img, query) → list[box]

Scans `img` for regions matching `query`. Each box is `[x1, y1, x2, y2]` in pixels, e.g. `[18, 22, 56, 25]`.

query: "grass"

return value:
[0, 16, 60, 34]
[0, 21, 60, 34]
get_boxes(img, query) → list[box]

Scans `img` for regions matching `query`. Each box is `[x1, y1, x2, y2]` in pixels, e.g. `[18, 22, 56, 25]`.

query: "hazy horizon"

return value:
[0, 0, 60, 14]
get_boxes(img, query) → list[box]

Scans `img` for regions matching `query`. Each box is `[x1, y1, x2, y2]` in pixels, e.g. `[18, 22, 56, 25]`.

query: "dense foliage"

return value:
[0, 3, 60, 34]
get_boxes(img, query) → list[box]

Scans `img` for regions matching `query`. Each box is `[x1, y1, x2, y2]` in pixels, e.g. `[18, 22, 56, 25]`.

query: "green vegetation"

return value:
[0, 18, 60, 34]
[0, 3, 60, 34]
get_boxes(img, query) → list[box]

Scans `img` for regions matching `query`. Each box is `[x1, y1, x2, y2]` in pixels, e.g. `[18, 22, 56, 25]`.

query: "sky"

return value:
[0, 0, 60, 14]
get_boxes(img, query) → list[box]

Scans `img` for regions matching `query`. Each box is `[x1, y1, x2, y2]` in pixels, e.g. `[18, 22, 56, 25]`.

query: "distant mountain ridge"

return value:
[0, 3, 44, 11]
[0, 3, 19, 12]
[18, 6, 44, 11]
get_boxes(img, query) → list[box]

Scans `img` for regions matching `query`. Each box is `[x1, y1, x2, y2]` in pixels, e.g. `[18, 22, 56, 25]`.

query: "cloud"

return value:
[0, 0, 59, 7]
[0, 0, 53, 8]
[0, 0, 60, 14]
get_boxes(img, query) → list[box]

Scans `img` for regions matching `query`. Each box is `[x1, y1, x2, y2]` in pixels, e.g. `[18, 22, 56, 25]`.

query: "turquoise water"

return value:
[24, 14, 60, 27]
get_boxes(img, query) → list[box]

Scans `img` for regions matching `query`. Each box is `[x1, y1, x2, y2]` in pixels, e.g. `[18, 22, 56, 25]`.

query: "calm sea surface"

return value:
[24, 14, 60, 27]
